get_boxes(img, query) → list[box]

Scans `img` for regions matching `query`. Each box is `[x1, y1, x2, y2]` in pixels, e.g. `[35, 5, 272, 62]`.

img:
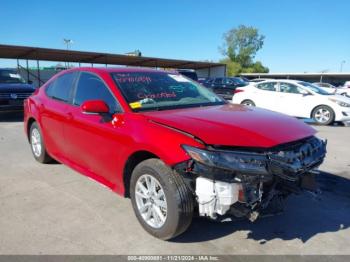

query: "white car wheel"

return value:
[312, 106, 335, 125]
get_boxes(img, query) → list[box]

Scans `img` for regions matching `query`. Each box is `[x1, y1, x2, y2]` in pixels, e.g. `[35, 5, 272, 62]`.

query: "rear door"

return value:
[63, 72, 124, 185]
[210, 78, 223, 93]
[253, 81, 280, 111]
[40, 72, 78, 157]
[217, 78, 237, 100]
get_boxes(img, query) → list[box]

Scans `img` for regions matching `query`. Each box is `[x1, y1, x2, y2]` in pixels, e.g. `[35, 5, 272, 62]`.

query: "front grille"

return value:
[0, 93, 33, 100]
[267, 137, 327, 181]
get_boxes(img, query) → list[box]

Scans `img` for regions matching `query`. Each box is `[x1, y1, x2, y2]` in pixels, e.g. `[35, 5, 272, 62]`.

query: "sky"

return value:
[0, 0, 349, 72]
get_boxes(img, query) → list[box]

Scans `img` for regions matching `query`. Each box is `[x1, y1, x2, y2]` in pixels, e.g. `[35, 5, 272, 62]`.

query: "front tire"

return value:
[130, 159, 194, 240]
[312, 105, 335, 125]
[29, 122, 53, 163]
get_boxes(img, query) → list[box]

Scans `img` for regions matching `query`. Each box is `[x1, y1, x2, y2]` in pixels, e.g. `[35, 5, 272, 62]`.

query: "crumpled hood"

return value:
[0, 83, 35, 93]
[143, 104, 316, 148]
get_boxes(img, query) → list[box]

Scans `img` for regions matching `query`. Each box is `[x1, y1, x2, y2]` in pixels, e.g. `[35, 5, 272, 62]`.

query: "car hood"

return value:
[142, 104, 316, 148]
[0, 83, 35, 93]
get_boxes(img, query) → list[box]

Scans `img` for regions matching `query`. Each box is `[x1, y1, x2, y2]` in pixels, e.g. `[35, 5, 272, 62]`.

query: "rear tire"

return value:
[29, 122, 53, 163]
[241, 99, 256, 107]
[312, 105, 335, 126]
[130, 159, 194, 240]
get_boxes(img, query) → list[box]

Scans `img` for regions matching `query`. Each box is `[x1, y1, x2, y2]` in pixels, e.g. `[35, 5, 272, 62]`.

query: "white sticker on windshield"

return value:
[168, 74, 191, 82]
[9, 73, 21, 79]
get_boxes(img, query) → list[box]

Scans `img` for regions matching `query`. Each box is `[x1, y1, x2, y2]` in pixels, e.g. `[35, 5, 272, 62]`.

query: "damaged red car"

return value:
[24, 68, 327, 240]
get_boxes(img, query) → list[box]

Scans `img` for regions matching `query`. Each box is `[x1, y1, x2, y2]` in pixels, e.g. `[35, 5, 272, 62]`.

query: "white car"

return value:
[313, 82, 350, 97]
[232, 79, 350, 125]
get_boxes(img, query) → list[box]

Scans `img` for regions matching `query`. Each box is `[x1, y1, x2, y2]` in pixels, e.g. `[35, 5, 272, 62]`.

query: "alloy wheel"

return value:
[135, 174, 167, 228]
[314, 108, 331, 123]
[31, 128, 42, 157]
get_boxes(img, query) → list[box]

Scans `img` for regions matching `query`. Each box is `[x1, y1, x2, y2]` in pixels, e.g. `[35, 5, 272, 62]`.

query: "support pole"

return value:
[26, 59, 30, 82]
[37, 60, 41, 87]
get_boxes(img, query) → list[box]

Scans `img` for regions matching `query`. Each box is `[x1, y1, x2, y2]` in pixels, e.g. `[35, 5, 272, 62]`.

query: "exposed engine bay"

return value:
[175, 136, 327, 221]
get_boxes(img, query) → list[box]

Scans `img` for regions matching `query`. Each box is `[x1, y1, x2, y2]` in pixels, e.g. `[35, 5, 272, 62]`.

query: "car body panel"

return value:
[24, 68, 319, 196]
[142, 103, 316, 148]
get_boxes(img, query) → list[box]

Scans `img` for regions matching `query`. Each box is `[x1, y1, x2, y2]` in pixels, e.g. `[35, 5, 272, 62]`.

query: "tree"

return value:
[220, 25, 268, 75]
[242, 61, 269, 73]
[219, 58, 242, 76]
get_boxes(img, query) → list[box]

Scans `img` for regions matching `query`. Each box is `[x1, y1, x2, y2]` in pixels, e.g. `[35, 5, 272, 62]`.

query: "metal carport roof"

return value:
[0, 44, 224, 70]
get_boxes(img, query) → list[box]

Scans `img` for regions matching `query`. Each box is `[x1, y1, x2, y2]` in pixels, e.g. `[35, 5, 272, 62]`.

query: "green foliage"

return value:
[242, 61, 269, 74]
[220, 25, 269, 74]
[219, 58, 242, 76]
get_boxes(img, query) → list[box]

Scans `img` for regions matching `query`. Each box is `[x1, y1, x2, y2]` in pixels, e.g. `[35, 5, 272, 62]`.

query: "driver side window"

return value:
[73, 72, 120, 113]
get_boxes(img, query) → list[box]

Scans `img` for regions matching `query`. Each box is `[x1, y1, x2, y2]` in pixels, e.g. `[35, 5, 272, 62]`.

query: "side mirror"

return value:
[28, 80, 33, 84]
[300, 89, 311, 96]
[81, 100, 109, 114]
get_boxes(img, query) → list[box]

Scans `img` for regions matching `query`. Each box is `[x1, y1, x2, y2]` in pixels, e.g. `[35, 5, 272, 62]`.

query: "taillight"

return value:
[234, 89, 244, 94]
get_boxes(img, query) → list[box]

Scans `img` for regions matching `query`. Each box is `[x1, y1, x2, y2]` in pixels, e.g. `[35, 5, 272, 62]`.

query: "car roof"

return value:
[257, 79, 303, 84]
[62, 67, 174, 74]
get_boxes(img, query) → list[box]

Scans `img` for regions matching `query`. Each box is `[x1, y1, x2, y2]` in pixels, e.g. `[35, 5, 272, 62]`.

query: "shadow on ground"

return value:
[173, 171, 350, 244]
[0, 112, 24, 122]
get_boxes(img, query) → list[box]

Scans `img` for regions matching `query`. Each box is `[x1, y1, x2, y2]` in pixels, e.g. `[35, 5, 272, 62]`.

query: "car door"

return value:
[210, 78, 223, 95]
[218, 78, 237, 100]
[40, 72, 78, 157]
[277, 82, 314, 117]
[253, 81, 280, 111]
[63, 72, 125, 186]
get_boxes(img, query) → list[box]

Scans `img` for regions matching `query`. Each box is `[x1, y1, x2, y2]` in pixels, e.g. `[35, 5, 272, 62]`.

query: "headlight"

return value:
[329, 98, 350, 107]
[182, 145, 268, 175]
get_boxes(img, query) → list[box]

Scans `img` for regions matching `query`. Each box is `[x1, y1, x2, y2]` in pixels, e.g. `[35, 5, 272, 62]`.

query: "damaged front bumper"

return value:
[174, 136, 327, 221]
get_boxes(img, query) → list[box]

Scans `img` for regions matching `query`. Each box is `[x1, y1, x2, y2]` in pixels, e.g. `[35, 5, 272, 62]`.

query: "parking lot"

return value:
[0, 112, 349, 255]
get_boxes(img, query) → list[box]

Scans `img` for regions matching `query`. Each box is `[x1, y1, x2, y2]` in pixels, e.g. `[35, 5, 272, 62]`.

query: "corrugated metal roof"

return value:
[0, 44, 224, 70]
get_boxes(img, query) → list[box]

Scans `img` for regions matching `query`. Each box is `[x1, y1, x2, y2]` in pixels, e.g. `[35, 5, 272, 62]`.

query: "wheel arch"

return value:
[123, 150, 160, 198]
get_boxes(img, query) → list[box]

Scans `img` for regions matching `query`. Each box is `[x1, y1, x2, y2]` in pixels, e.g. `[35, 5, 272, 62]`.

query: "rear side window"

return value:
[73, 72, 120, 113]
[223, 78, 234, 85]
[214, 78, 223, 84]
[279, 82, 303, 94]
[46, 72, 77, 102]
[256, 82, 277, 91]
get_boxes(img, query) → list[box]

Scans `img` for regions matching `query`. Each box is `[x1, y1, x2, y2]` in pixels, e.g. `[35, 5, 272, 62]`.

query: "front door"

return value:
[277, 82, 314, 118]
[63, 72, 124, 186]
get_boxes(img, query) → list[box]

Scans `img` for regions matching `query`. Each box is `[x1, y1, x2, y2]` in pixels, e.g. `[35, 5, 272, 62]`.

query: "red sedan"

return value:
[24, 67, 326, 240]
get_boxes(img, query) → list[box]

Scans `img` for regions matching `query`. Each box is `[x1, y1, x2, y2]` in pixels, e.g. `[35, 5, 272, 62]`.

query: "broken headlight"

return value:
[182, 145, 268, 175]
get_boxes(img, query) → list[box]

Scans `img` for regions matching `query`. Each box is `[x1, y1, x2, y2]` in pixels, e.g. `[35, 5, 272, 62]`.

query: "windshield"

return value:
[0, 70, 26, 84]
[111, 72, 225, 111]
[298, 81, 331, 95]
